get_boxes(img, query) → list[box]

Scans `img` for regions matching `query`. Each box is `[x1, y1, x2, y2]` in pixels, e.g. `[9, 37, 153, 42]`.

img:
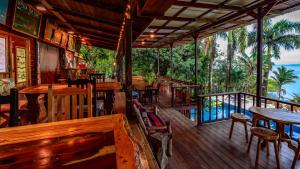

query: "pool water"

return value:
[186, 104, 300, 139]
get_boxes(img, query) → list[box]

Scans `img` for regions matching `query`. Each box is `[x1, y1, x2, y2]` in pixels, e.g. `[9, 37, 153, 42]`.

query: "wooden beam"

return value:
[256, 7, 263, 106]
[156, 16, 195, 22]
[166, 0, 279, 47]
[174, 1, 241, 11]
[69, 21, 119, 34]
[74, 26, 119, 38]
[88, 39, 116, 46]
[71, 0, 122, 13]
[80, 33, 117, 43]
[192, 33, 198, 84]
[41, 0, 76, 31]
[148, 26, 194, 30]
[54, 7, 121, 29]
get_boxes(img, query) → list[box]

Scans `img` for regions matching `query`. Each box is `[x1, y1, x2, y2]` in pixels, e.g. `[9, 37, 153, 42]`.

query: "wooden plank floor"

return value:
[156, 94, 300, 169]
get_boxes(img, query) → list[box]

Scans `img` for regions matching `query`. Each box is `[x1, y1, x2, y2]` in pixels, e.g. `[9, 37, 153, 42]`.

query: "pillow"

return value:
[0, 79, 15, 96]
[147, 112, 162, 126]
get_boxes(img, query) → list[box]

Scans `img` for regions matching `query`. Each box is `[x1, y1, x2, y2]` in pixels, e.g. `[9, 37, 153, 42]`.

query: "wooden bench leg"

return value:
[229, 120, 235, 139]
[247, 133, 253, 153]
[244, 122, 248, 143]
[273, 140, 281, 169]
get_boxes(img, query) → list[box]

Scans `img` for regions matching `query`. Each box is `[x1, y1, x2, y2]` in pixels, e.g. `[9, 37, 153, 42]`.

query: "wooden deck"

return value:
[156, 95, 299, 169]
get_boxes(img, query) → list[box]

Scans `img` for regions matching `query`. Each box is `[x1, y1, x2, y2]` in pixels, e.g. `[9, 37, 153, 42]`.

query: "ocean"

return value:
[272, 64, 300, 99]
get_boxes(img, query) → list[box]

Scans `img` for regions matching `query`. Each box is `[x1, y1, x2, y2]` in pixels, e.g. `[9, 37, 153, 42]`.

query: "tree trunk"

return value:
[226, 32, 233, 92]
[262, 46, 272, 96]
[208, 36, 217, 93]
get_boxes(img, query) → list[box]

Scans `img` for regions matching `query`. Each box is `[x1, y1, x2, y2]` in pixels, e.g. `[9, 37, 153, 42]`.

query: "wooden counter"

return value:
[0, 114, 149, 169]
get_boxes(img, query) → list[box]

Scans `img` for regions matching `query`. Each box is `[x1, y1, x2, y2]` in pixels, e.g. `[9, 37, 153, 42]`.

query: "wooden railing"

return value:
[197, 92, 300, 126]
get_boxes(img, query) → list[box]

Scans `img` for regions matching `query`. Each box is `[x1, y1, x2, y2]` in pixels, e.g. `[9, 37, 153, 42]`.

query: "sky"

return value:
[217, 10, 300, 65]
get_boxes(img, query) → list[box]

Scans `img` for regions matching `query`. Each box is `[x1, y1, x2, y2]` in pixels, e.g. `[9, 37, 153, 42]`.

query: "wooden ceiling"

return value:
[24, 0, 300, 50]
[133, 0, 300, 48]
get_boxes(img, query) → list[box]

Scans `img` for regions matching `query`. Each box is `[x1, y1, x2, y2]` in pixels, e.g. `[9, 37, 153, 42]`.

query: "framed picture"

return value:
[0, 36, 7, 73]
[16, 46, 27, 83]
[12, 0, 42, 38]
[0, 0, 8, 24]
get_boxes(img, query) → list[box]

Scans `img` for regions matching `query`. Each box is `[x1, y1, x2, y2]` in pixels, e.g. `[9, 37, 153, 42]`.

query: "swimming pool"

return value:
[181, 103, 300, 139]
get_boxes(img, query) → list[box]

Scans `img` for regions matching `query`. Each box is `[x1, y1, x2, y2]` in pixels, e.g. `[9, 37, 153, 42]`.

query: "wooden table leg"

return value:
[25, 94, 40, 124]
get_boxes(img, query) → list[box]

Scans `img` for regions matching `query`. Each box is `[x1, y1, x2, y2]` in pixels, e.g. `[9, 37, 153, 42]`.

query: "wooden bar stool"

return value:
[247, 127, 280, 169]
[229, 113, 250, 142]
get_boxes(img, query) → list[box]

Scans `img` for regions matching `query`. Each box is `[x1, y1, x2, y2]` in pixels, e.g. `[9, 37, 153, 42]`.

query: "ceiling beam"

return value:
[80, 33, 117, 42]
[156, 16, 195, 22]
[88, 38, 116, 46]
[173, 1, 241, 11]
[69, 21, 119, 34]
[54, 6, 121, 29]
[148, 26, 194, 30]
[71, 0, 122, 13]
[74, 25, 119, 38]
[165, 0, 282, 47]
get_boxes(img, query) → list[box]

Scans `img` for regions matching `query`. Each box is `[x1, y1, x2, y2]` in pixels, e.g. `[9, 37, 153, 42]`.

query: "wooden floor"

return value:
[156, 94, 300, 169]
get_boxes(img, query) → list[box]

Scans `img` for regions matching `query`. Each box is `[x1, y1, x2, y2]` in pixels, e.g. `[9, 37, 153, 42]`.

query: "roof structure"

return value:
[25, 0, 300, 50]
[133, 0, 300, 48]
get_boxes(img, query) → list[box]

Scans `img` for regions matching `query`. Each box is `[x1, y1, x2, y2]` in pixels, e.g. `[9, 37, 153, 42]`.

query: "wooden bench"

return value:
[132, 100, 172, 169]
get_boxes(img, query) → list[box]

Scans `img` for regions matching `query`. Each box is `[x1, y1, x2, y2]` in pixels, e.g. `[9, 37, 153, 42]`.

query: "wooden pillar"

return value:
[193, 33, 199, 84]
[256, 7, 263, 107]
[170, 43, 173, 80]
[125, 19, 132, 117]
[157, 48, 160, 77]
[125, 19, 132, 89]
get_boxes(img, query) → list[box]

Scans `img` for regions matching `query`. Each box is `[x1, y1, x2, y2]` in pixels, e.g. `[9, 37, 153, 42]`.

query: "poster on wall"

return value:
[67, 35, 75, 52]
[16, 47, 27, 83]
[0, 37, 6, 72]
[0, 0, 8, 24]
[13, 0, 42, 37]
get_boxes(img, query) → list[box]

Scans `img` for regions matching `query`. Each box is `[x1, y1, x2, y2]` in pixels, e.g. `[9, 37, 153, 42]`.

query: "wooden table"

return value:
[0, 114, 148, 169]
[19, 84, 70, 123]
[249, 107, 300, 141]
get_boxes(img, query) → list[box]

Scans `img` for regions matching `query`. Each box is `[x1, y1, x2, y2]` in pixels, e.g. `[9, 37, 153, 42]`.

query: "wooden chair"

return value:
[229, 113, 250, 142]
[0, 88, 19, 127]
[247, 127, 280, 169]
[68, 78, 101, 117]
[89, 73, 105, 83]
[287, 138, 300, 169]
[47, 84, 92, 122]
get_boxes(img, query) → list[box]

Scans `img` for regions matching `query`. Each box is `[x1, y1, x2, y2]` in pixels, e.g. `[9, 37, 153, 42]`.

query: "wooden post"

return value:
[170, 43, 173, 80]
[125, 18, 133, 117]
[157, 48, 160, 77]
[256, 7, 263, 107]
[125, 19, 132, 89]
[192, 33, 199, 84]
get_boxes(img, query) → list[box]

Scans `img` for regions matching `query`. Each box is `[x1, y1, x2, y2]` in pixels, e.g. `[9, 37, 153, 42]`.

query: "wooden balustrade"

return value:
[197, 92, 300, 139]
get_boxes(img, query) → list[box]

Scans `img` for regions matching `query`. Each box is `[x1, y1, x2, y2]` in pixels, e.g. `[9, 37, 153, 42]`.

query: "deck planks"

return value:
[157, 95, 300, 169]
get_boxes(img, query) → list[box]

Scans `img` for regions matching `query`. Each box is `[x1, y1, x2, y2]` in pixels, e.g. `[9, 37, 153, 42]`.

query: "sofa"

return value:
[132, 99, 172, 169]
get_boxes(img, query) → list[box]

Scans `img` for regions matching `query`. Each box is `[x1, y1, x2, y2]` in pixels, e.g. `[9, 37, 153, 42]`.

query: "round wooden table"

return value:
[19, 84, 68, 123]
[249, 107, 300, 142]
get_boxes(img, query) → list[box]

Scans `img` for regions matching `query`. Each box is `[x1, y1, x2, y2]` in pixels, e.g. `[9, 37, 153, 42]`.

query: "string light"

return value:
[116, 0, 131, 56]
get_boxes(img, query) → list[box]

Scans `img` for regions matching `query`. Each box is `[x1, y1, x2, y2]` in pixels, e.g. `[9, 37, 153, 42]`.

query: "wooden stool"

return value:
[247, 127, 280, 169]
[229, 113, 250, 142]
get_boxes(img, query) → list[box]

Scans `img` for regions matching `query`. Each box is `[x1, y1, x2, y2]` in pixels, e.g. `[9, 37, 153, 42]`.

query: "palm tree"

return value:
[248, 19, 300, 96]
[271, 66, 298, 99]
[219, 27, 248, 92]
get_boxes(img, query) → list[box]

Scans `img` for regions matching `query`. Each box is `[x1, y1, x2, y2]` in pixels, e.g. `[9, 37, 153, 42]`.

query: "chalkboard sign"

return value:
[0, 0, 8, 24]
[13, 0, 42, 37]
